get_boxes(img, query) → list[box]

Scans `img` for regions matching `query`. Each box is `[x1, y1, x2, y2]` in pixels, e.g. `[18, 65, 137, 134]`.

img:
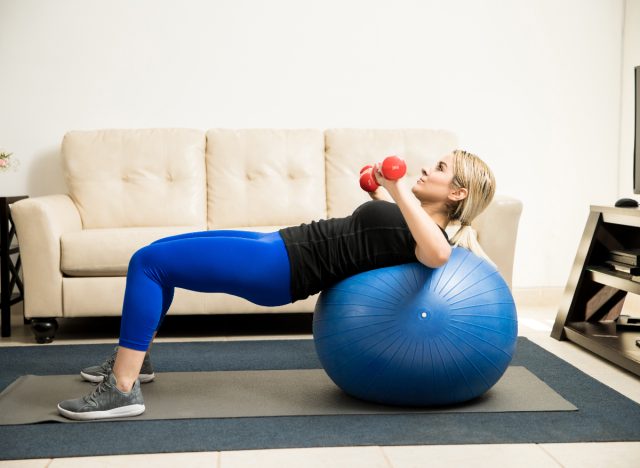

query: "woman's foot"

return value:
[81, 346, 155, 383]
[58, 372, 145, 420]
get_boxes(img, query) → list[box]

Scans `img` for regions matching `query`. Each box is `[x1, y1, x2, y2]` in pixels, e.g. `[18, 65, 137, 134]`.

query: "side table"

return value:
[1, 195, 28, 337]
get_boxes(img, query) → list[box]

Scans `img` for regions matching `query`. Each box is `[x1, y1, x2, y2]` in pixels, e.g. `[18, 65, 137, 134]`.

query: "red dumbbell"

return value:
[381, 155, 406, 180]
[359, 165, 379, 192]
[358, 156, 407, 192]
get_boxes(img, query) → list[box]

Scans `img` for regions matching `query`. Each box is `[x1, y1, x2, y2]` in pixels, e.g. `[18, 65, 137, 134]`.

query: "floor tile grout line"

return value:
[537, 443, 566, 468]
[377, 446, 396, 468]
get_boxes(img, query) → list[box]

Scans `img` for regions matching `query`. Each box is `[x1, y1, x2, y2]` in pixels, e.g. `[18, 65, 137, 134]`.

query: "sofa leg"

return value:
[31, 318, 59, 344]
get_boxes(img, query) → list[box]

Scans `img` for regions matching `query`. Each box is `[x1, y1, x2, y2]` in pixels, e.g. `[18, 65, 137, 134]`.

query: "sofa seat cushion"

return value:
[60, 225, 288, 277]
[61, 226, 205, 276]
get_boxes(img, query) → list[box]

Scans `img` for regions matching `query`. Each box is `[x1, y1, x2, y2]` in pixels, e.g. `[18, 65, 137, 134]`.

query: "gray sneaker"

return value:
[81, 346, 155, 383]
[58, 372, 145, 420]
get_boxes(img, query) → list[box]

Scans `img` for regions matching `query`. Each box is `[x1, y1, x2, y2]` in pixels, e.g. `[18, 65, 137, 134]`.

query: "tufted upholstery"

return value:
[63, 128, 206, 228]
[11, 128, 522, 324]
[206, 129, 326, 228]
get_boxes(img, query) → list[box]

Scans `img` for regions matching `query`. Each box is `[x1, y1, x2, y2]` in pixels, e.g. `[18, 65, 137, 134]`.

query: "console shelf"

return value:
[586, 266, 640, 295]
[551, 205, 640, 376]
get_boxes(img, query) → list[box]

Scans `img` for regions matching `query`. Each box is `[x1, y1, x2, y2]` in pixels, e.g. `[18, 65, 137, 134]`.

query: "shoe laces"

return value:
[99, 349, 118, 373]
[85, 376, 115, 404]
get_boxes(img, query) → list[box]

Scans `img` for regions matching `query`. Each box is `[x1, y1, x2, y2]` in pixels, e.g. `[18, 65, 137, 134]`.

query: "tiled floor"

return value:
[1, 289, 640, 467]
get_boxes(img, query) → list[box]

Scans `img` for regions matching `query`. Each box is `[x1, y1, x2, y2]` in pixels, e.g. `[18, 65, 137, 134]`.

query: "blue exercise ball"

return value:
[313, 247, 518, 406]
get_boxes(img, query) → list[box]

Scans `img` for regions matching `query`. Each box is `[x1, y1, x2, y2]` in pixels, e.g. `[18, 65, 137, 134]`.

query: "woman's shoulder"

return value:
[353, 199, 397, 213]
[353, 200, 404, 227]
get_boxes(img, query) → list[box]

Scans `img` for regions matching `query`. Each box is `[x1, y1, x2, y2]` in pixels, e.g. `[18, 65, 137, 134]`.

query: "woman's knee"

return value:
[128, 245, 160, 272]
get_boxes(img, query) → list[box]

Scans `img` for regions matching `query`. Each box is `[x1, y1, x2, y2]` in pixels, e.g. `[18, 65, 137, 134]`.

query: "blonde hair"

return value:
[447, 150, 496, 264]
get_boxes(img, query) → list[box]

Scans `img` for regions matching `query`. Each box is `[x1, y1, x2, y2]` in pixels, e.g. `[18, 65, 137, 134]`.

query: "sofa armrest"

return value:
[11, 195, 83, 318]
[472, 194, 523, 289]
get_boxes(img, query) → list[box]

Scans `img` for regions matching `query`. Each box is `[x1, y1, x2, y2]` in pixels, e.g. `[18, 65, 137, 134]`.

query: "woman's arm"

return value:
[367, 187, 394, 202]
[375, 170, 451, 268]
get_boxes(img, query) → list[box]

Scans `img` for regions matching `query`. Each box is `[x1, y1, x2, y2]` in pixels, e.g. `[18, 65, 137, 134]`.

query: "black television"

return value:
[620, 66, 640, 206]
[635, 65, 640, 194]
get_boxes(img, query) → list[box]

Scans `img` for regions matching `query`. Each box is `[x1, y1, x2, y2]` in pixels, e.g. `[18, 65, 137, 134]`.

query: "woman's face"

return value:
[411, 154, 457, 203]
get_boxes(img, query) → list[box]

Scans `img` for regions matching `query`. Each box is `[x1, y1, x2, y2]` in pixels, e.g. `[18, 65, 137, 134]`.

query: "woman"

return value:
[57, 149, 496, 420]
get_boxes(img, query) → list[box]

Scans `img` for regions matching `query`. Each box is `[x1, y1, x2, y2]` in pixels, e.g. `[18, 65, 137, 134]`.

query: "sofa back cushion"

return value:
[324, 129, 459, 218]
[206, 129, 326, 228]
[63, 129, 206, 228]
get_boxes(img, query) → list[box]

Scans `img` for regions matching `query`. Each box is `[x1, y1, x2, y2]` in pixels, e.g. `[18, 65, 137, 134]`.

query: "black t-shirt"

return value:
[279, 200, 449, 302]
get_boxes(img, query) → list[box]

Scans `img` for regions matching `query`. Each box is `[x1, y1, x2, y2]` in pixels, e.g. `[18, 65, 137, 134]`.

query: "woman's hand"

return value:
[367, 189, 388, 201]
[372, 163, 403, 197]
[363, 164, 393, 202]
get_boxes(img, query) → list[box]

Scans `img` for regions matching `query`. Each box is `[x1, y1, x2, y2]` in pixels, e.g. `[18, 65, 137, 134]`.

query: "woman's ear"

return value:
[449, 187, 468, 202]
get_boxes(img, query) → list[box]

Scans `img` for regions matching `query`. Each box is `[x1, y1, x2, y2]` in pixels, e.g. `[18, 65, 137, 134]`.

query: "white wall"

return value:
[0, 0, 625, 288]
[620, 0, 640, 197]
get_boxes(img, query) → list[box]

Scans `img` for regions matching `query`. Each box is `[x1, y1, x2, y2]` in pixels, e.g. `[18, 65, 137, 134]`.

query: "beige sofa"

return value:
[11, 128, 523, 343]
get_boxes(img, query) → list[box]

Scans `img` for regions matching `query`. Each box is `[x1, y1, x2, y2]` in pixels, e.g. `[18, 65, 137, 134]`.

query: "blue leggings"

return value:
[119, 231, 292, 351]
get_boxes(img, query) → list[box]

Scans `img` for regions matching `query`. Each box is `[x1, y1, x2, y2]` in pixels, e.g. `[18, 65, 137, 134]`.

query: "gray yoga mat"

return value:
[0, 366, 576, 425]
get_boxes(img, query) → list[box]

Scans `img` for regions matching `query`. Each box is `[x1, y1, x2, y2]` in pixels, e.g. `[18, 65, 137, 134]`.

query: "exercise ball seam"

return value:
[446, 284, 509, 306]
[325, 288, 401, 306]
[313, 313, 395, 322]
[449, 304, 516, 313]
[434, 254, 471, 296]
[315, 322, 403, 362]
[440, 332, 493, 394]
[313, 318, 397, 341]
[442, 271, 501, 302]
[377, 272, 414, 298]
[359, 333, 412, 398]
[445, 324, 515, 363]
[449, 319, 516, 337]
[438, 333, 484, 398]
[317, 302, 398, 312]
[330, 328, 406, 379]
[434, 248, 476, 294]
